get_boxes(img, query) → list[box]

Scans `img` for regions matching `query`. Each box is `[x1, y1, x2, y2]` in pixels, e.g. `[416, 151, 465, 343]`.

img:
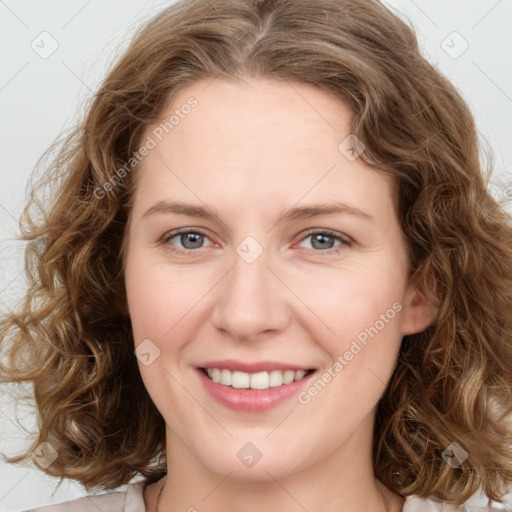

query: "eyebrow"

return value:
[142, 200, 373, 224]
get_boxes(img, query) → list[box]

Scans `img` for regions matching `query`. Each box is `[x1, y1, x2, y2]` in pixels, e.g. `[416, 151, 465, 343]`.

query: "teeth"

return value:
[283, 370, 295, 384]
[204, 368, 311, 390]
[269, 370, 283, 387]
[250, 371, 269, 390]
[232, 371, 250, 389]
[220, 369, 232, 386]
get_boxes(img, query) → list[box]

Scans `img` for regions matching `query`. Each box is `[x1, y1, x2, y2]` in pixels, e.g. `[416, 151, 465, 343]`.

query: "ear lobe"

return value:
[399, 285, 437, 336]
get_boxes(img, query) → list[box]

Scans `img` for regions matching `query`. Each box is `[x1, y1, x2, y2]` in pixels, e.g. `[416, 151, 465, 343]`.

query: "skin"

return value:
[123, 77, 434, 512]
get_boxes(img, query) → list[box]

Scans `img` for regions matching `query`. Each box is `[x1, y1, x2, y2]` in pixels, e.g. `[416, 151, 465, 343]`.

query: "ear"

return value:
[399, 282, 437, 336]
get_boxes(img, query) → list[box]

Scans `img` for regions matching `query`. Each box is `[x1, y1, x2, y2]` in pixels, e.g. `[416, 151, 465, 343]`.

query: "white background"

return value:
[1, 0, 511, 510]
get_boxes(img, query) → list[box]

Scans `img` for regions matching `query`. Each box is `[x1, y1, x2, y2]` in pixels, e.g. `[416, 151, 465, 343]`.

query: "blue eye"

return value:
[163, 229, 212, 251]
[161, 228, 351, 254]
[298, 229, 352, 252]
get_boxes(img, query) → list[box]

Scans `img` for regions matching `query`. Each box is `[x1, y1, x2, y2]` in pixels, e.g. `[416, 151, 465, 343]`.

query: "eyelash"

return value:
[161, 228, 352, 255]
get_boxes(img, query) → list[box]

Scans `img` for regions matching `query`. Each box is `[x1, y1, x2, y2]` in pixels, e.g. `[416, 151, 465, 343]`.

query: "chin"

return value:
[208, 457, 300, 483]
[193, 437, 315, 483]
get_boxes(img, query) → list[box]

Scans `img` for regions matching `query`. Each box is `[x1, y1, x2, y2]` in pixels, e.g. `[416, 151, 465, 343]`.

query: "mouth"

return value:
[199, 367, 316, 390]
[196, 359, 318, 411]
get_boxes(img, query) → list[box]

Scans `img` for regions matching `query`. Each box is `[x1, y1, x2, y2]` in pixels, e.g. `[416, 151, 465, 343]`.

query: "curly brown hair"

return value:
[2, 0, 512, 505]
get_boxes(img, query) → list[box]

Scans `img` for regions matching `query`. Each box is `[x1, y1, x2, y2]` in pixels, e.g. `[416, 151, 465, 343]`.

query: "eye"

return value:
[162, 228, 214, 252]
[297, 229, 352, 253]
[161, 228, 352, 255]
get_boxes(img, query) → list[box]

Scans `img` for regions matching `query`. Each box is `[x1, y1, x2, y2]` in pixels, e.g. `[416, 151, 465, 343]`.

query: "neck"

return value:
[151, 426, 404, 512]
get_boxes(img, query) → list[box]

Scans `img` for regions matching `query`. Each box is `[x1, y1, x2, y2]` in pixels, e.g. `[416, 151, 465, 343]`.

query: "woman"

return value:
[2, 0, 512, 510]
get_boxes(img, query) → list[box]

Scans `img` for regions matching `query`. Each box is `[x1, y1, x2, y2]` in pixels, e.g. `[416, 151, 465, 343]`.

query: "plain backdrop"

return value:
[1, 0, 511, 510]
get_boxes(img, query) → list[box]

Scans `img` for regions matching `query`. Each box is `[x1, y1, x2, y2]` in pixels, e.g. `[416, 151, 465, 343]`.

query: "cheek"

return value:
[291, 259, 405, 352]
[293, 265, 405, 424]
[124, 254, 204, 414]
[125, 252, 205, 342]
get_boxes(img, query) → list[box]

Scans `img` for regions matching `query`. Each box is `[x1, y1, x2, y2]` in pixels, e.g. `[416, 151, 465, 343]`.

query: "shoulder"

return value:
[403, 494, 512, 511]
[21, 481, 147, 512]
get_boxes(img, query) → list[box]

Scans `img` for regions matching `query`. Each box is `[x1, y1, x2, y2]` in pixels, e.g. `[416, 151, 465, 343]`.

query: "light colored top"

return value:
[21, 481, 512, 512]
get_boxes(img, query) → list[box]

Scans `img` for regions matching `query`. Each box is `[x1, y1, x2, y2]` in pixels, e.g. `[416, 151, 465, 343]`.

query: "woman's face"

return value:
[124, 77, 432, 481]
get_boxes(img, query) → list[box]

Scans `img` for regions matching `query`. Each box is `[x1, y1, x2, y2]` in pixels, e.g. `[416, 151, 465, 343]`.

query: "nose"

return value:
[210, 242, 291, 342]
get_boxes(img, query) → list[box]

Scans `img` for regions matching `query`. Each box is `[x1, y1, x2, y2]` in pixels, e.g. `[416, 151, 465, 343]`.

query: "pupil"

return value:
[182, 233, 203, 249]
[312, 234, 333, 250]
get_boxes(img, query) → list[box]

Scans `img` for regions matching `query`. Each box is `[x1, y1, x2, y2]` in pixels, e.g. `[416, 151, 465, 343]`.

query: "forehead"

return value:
[160, 77, 353, 153]
[132, 77, 395, 223]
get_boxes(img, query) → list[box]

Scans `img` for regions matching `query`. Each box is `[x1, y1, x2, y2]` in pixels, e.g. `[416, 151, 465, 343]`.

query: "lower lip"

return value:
[197, 369, 316, 412]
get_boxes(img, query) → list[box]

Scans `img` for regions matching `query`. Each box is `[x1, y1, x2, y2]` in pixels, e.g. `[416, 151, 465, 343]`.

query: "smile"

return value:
[197, 360, 318, 411]
[201, 368, 315, 390]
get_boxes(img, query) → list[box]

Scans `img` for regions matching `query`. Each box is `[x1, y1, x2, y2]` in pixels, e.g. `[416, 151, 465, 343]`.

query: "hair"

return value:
[1, 0, 512, 505]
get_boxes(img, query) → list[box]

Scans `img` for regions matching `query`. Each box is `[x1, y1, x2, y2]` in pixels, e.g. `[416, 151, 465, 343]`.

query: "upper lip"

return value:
[198, 360, 315, 373]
